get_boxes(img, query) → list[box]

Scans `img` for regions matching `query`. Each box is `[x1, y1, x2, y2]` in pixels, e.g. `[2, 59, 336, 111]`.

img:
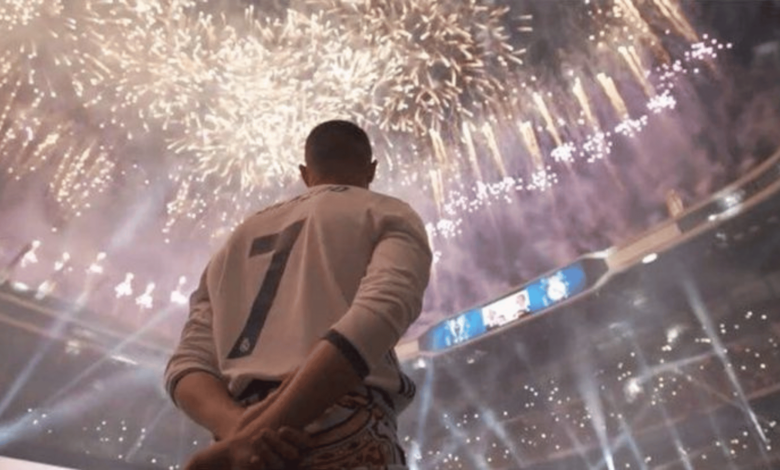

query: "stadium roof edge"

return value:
[398, 146, 780, 361]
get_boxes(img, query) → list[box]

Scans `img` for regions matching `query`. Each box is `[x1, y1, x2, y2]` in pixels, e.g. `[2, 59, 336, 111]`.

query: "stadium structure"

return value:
[1, 148, 779, 470]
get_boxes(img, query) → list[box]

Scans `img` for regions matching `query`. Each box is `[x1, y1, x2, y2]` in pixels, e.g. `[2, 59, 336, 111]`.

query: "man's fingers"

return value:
[223, 435, 264, 470]
[183, 456, 206, 470]
[231, 455, 257, 470]
[186, 442, 231, 470]
[253, 431, 286, 470]
[260, 430, 301, 461]
[279, 426, 314, 449]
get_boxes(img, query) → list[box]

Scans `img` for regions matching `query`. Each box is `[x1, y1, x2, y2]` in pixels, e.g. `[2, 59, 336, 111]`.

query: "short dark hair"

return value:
[304, 120, 372, 175]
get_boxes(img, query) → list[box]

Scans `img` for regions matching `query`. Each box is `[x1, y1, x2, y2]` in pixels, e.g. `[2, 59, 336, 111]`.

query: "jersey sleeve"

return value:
[328, 199, 432, 378]
[163, 265, 223, 404]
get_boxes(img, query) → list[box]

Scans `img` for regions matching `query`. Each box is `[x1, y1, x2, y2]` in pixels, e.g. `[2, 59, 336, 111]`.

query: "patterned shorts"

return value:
[241, 385, 407, 470]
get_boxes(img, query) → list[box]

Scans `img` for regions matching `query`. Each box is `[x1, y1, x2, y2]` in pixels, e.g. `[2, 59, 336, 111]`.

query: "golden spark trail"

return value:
[615, 0, 650, 35]
[519, 121, 544, 169]
[652, 0, 698, 42]
[533, 93, 562, 147]
[461, 122, 485, 181]
[481, 123, 508, 178]
[619, 46, 656, 97]
[572, 78, 599, 130]
[597, 73, 630, 120]
[429, 168, 445, 215]
[429, 128, 449, 167]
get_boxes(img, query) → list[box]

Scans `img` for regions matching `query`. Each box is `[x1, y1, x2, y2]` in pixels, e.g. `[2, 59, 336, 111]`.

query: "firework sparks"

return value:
[1, 0, 700, 228]
[0, 0, 61, 36]
[0, 0, 730, 331]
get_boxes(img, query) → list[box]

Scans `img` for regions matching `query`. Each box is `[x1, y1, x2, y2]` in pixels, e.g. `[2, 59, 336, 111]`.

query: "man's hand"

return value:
[184, 427, 310, 470]
[182, 371, 311, 469]
[235, 340, 363, 439]
[244, 427, 312, 469]
[232, 388, 282, 435]
[183, 439, 233, 470]
[232, 369, 298, 435]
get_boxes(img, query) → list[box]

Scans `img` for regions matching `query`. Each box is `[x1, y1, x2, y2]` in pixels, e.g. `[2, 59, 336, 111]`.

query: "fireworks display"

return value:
[0, 0, 759, 336]
[3, 4, 780, 470]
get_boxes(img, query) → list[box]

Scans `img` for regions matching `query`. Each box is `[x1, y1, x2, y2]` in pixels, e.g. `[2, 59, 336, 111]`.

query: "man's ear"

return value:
[366, 160, 378, 185]
[299, 164, 311, 187]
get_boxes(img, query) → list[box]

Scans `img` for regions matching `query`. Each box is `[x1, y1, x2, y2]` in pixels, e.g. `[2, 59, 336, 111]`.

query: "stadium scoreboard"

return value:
[420, 257, 608, 352]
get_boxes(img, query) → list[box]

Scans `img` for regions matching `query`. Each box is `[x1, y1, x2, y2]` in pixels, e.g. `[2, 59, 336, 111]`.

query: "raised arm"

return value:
[164, 265, 243, 440]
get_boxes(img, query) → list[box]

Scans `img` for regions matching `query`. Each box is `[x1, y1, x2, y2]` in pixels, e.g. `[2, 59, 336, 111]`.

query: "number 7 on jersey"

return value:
[227, 219, 306, 359]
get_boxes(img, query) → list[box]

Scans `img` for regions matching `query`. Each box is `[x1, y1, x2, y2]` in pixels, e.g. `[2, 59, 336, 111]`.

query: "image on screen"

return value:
[423, 308, 486, 351]
[483, 290, 531, 329]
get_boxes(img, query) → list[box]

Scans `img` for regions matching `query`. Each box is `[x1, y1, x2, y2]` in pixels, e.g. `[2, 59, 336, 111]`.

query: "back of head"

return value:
[304, 120, 373, 185]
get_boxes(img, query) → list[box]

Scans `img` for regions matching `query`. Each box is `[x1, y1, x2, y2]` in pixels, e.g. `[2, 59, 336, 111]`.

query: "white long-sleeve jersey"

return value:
[164, 184, 432, 412]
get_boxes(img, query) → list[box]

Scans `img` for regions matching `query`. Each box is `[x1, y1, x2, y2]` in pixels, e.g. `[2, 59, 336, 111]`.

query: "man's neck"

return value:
[310, 180, 368, 189]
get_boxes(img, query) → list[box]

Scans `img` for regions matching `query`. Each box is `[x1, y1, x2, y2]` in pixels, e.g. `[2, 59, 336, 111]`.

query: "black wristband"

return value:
[323, 329, 370, 379]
